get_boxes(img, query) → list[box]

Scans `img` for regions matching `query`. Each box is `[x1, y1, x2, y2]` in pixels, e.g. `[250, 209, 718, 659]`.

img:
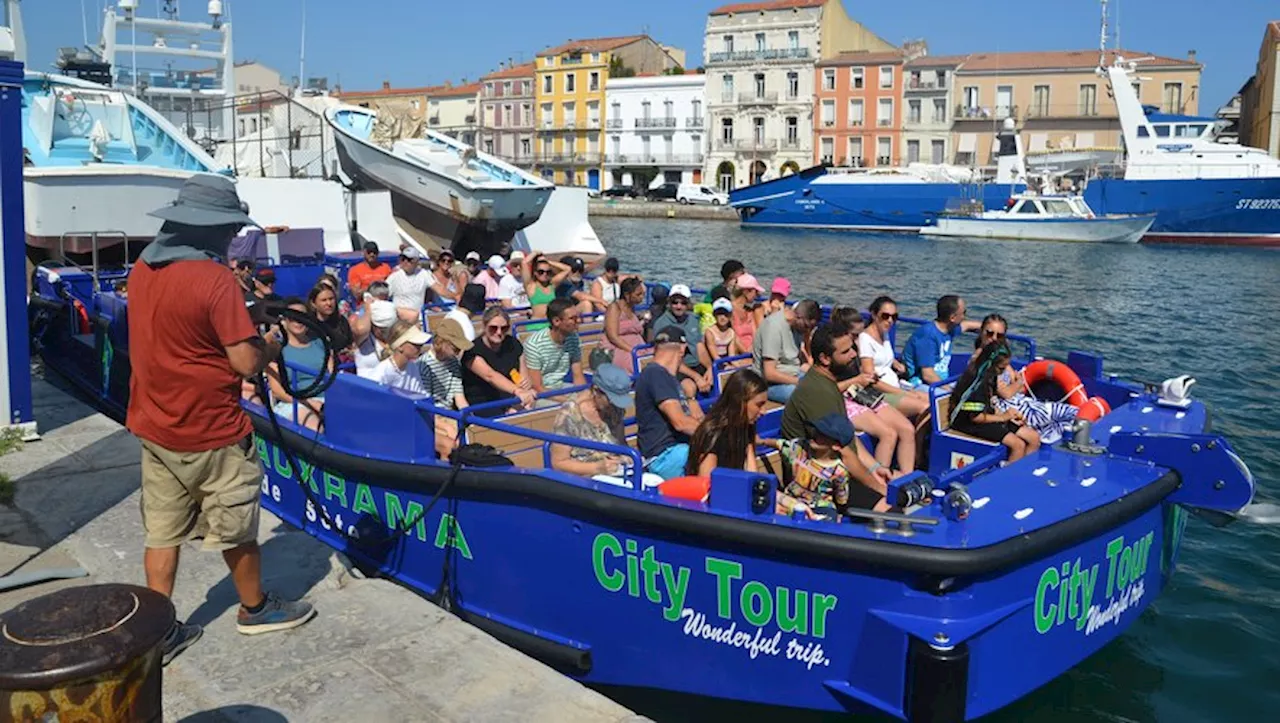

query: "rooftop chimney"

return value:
[1188, 50, 1197, 62]
[382, 80, 391, 90]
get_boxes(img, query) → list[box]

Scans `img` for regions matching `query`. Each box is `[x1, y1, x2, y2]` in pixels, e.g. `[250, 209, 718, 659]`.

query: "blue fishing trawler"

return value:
[730, 59, 1280, 246]
[28, 239, 1260, 721]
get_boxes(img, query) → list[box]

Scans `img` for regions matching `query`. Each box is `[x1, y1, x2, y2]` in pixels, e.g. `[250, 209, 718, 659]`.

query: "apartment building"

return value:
[338, 81, 431, 118]
[902, 55, 964, 165]
[604, 74, 707, 190]
[1239, 21, 1280, 157]
[950, 49, 1201, 167]
[480, 62, 536, 167]
[534, 35, 681, 187]
[428, 82, 482, 145]
[814, 49, 903, 168]
[703, 0, 894, 191]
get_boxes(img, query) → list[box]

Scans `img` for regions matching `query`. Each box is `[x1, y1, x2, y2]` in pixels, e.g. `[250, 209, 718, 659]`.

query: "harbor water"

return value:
[592, 217, 1280, 723]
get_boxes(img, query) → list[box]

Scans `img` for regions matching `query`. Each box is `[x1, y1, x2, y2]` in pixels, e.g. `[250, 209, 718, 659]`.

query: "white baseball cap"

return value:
[510, 250, 526, 262]
[487, 255, 510, 276]
[669, 284, 692, 300]
[400, 246, 421, 260]
[712, 297, 733, 314]
[369, 300, 397, 328]
[464, 251, 481, 261]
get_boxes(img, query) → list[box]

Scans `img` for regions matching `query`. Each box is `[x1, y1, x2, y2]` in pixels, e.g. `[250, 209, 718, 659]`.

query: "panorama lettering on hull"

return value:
[591, 532, 835, 670]
[254, 438, 472, 558]
[1034, 531, 1154, 636]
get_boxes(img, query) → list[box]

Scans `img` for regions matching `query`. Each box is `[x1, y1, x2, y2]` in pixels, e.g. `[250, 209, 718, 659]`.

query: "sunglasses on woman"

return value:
[983, 330, 1006, 339]
[535, 268, 551, 276]
[878, 312, 899, 321]
[487, 324, 510, 333]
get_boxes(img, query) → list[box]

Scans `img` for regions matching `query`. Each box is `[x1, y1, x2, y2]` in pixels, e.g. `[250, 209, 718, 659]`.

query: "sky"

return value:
[18, 0, 1279, 110]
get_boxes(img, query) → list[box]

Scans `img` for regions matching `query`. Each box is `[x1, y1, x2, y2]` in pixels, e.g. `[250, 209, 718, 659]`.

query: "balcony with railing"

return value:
[1022, 104, 1114, 120]
[707, 47, 812, 65]
[877, 155, 891, 165]
[685, 116, 704, 129]
[905, 76, 950, 92]
[604, 152, 704, 166]
[535, 151, 602, 165]
[606, 118, 624, 129]
[635, 117, 678, 130]
[714, 137, 779, 152]
[954, 104, 1019, 121]
[780, 137, 806, 151]
[585, 118, 601, 130]
[739, 92, 779, 105]
[877, 118, 894, 127]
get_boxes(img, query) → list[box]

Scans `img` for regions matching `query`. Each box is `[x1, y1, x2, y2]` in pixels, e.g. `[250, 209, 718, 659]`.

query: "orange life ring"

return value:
[1077, 396, 1112, 423]
[1022, 360, 1088, 407]
[71, 299, 91, 335]
[659, 475, 710, 503]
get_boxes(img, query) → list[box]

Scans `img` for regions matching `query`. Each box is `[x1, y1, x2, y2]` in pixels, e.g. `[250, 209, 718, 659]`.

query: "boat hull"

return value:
[924, 214, 1154, 243]
[732, 172, 1280, 246]
[23, 166, 198, 252]
[249, 422, 1184, 721]
[330, 120, 552, 254]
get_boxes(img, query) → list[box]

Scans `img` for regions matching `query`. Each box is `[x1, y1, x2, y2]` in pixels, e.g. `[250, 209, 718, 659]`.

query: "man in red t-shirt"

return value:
[347, 240, 391, 304]
[128, 175, 316, 664]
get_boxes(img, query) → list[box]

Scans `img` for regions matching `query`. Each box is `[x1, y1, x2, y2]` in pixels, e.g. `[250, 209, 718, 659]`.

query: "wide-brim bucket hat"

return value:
[148, 174, 259, 227]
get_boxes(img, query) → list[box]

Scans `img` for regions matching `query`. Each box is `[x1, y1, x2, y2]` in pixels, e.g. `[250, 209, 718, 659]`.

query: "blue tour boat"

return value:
[27, 241, 1260, 722]
[730, 59, 1280, 246]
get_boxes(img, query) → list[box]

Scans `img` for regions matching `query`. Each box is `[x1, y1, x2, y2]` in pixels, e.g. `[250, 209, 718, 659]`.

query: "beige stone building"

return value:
[338, 81, 432, 118]
[1239, 21, 1280, 157]
[949, 49, 1202, 167]
[428, 82, 483, 145]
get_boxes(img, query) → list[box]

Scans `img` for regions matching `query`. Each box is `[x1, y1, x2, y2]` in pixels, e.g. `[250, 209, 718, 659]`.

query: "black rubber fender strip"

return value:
[251, 414, 1180, 578]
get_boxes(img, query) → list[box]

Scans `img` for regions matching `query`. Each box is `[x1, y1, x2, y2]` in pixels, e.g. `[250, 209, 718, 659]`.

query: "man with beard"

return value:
[780, 323, 893, 507]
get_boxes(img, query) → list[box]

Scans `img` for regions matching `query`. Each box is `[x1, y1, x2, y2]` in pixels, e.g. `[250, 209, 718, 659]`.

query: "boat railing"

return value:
[57, 231, 130, 291]
[198, 89, 337, 179]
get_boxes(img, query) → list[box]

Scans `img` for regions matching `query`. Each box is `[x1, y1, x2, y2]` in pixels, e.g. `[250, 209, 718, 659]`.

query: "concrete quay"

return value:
[0, 379, 648, 723]
[589, 198, 738, 221]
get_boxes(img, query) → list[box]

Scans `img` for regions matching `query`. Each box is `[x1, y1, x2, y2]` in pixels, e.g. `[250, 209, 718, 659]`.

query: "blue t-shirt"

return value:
[902, 322, 961, 385]
[281, 338, 327, 390]
[635, 363, 691, 459]
[556, 278, 585, 300]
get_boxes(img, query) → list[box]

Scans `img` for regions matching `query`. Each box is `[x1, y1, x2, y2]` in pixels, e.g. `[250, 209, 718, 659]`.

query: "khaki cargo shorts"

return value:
[140, 436, 263, 551]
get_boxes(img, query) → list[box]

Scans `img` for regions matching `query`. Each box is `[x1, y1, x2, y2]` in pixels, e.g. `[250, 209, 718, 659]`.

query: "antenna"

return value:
[299, 0, 306, 91]
[1115, 0, 1121, 51]
[81, 0, 90, 46]
[1098, 0, 1109, 68]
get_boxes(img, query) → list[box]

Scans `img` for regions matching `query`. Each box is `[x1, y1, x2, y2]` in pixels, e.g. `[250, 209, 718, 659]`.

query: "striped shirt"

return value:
[523, 329, 581, 389]
[419, 349, 465, 408]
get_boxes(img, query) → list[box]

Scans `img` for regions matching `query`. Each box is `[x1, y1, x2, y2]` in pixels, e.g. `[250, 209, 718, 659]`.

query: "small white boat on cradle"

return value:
[922, 193, 1156, 244]
[326, 105, 553, 253]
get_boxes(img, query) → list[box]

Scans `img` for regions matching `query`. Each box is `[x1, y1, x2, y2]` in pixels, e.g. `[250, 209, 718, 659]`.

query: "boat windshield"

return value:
[1041, 199, 1075, 215]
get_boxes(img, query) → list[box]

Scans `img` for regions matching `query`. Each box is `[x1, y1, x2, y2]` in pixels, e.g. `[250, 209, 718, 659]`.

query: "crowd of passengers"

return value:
[239, 247, 1078, 520]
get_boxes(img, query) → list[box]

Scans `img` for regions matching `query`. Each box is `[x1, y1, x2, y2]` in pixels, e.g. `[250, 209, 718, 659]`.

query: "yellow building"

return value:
[534, 35, 681, 187]
[949, 49, 1202, 167]
[1240, 21, 1280, 157]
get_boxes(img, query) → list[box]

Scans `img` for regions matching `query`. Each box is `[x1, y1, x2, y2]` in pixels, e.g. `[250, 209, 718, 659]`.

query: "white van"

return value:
[676, 184, 729, 206]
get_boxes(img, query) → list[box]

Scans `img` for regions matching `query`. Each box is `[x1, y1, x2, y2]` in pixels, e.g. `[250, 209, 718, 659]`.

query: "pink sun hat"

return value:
[771, 277, 792, 297]
[736, 273, 765, 293]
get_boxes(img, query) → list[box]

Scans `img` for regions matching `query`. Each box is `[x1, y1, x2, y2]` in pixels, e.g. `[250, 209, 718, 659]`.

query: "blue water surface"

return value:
[593, 217, 1280, 723]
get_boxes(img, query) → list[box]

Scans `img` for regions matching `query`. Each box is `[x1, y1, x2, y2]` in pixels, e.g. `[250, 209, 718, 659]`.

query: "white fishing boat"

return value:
[922, 192, 1155, 243]
[326, 105, 553, 255]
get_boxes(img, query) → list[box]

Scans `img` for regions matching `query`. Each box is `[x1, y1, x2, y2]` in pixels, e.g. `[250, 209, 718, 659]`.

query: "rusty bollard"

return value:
[0, 583, 174, 723]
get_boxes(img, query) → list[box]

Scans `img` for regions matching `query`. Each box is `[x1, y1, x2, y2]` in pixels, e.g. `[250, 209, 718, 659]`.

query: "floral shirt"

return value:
[774, 438, 850, 514]
[553, 398, 622, 463]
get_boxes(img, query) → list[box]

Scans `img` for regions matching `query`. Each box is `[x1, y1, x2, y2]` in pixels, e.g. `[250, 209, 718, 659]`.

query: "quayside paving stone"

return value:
[0, 381, 647, 723]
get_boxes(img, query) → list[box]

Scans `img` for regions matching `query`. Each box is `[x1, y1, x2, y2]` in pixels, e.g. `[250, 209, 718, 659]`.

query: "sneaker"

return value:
[236, 592, 316, 636]
[161, 621, 203, 666]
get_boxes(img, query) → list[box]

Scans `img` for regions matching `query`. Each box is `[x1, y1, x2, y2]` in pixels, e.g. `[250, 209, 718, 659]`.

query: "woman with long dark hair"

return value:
[949, 340, 1041, 462]
[976, 314, 1079, 444]
[602, 277, 648, 372]
[686, 369, 771, 476]
[307, 283, 353, 353]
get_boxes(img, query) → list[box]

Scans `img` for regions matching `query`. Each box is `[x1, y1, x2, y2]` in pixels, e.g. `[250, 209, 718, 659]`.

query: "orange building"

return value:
[813, 49, 904, 167]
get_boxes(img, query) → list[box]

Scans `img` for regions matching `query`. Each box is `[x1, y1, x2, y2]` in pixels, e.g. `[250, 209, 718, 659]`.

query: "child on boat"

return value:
[703, 298, 743, 363]
[949, 341, 1042, 462]
[761, 412, 886, 520]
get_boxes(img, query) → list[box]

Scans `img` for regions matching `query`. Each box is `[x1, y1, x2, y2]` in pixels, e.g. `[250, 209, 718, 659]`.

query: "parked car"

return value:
[676, 184, 730, 206]
[645, 183, 680, 202]
[601, 186, 639, 199]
